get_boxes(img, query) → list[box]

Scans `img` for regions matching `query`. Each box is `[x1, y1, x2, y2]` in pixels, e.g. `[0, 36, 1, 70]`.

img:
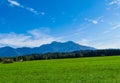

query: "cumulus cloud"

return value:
[0, 29, 60, 48]
[92, 20, 98, 24]
[7, 0, 45, 15]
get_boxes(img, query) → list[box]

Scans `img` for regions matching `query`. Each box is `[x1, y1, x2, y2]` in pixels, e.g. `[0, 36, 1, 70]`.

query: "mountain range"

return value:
[0, 41, 95, 57]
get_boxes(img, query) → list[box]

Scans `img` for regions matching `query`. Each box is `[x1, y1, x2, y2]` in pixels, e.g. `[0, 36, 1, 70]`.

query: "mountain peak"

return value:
[2, 46, 14, 49]
[65, 41, 75, 44]
[51, 41, 75, 44]
[51, 41, 60, 44]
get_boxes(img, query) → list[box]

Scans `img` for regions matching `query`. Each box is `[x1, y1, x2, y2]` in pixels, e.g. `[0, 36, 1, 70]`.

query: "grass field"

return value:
[0, 56, 120, 83]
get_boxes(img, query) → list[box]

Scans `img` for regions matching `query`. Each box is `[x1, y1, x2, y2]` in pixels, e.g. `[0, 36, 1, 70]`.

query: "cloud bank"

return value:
[0, 29, 59, 48]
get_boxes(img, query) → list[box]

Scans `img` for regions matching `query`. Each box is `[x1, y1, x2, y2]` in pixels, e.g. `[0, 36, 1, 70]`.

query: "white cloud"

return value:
[7, 0, 44, 15]
[107, 0, 120, 9]
[41, 12, 45, 15]
[0, 29, 60, 48]
[93, 41, 120, 49]
[103, 23, 120, 34]
[109, 0, 120, 5]
[26, 7, 39, 15]
[92, 20, 98, 24]
[8, 0, 23, 7]
[111, 24, 120, 30]
[28, 29, 52, 39]
[78, 39, 91, 46]
[85, 16, 103, 25]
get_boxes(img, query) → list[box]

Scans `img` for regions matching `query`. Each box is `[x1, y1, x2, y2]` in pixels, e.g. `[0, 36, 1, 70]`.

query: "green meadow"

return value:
[0, 56, 120, 83]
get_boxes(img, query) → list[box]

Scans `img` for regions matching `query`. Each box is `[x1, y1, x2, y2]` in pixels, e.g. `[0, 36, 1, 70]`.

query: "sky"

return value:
[0, 0, 120, 49]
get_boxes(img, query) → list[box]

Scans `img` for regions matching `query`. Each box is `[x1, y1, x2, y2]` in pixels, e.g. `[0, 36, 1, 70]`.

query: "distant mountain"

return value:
[0, 47, 21, 57]
[0, 41, 96, 57]
[33, 41, 95, 53]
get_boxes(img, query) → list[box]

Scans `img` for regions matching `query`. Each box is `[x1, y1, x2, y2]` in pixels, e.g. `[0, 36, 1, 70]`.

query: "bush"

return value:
[2, 58, 14, 64]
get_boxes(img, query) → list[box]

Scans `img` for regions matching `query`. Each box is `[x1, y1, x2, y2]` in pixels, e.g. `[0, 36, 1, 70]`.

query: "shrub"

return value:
[2, 58, 14, 64]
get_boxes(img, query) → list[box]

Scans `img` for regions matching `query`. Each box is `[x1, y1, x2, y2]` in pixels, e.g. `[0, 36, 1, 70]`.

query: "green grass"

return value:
[0, 56, 120, 83]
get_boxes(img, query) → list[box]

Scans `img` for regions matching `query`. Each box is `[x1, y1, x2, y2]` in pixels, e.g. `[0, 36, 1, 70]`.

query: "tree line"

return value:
[1, 49, 120, 62]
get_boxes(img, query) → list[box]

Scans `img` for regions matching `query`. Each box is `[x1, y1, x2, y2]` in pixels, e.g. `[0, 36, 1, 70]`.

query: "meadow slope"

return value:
[0, 56, 120, 83]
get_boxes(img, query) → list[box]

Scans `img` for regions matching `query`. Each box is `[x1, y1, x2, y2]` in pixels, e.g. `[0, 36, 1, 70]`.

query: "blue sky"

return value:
[0, 0, 120, 48]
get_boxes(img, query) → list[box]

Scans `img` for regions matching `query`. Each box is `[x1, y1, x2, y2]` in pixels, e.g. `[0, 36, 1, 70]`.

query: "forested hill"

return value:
[1, 49, 120, 62]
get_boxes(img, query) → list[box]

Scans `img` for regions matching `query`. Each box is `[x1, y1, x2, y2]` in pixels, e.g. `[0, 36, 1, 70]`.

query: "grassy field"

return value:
[0, 56, 120, 83]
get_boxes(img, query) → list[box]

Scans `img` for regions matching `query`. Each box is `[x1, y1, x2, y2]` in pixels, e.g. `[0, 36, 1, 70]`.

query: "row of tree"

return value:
[1, 49, 120, 62]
